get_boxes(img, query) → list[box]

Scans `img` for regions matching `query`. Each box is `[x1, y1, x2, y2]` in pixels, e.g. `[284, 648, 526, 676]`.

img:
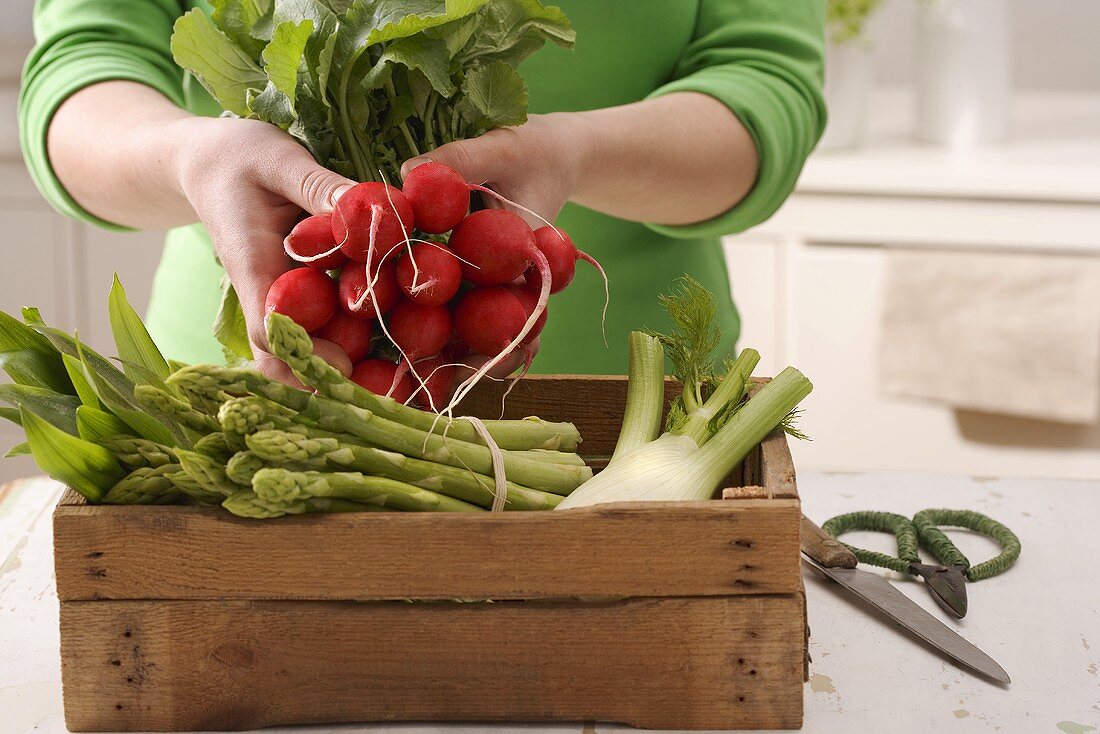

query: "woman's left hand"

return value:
[400, 112, 592, 227]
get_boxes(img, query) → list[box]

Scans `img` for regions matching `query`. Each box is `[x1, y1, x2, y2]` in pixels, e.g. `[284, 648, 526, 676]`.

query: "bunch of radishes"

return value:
[264, 162, 603, 412]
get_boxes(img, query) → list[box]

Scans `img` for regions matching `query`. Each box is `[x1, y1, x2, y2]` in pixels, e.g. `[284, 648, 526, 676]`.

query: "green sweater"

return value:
[20, 0, 825, 374]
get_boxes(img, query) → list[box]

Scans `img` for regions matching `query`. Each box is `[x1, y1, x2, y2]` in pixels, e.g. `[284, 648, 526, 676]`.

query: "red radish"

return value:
[265, 268, 337, 333]
[443, 339, 472, 361]
[350, 359, 414, 403]
[503, 285, 546, 377]
[401, 162, 469, 233]
[313, 310, 374, 363]
[449, 209, 538, 285]
[331, 183, 414, 263]
[284, 214, 347, 270]
[397, 174, 563, 411]
[339, 260, 400, 320]
[395, 243, 463, 306]
[505, 285, 548, 343]
[526, 226, 605, 294]
[527, 225, 609, 345]
[408, 354, 457, 411]
[453, 286, 528, 357]
[387, 300, 453, 363]
[445, 211, 554, 411]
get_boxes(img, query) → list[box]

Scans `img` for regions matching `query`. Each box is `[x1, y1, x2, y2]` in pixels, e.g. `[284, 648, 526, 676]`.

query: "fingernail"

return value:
[401, 156, 432, 177]
[329, 184, 355, 208]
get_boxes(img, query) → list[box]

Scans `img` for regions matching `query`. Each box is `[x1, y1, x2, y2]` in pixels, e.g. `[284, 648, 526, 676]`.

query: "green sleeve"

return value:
[18, 0, 187, 231]
[645, 0, 827, 239]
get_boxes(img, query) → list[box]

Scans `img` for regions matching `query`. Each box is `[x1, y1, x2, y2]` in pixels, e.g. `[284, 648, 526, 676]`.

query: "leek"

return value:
[557, 278, 812, 509]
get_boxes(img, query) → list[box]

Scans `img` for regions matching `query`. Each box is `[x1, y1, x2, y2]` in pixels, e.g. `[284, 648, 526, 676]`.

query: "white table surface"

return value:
[1, 472, 1098, 734]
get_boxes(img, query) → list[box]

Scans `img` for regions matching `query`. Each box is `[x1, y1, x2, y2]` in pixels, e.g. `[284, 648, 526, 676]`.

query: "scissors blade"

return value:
[803, 554, 1010, 684]
[912, 563, 969, 619]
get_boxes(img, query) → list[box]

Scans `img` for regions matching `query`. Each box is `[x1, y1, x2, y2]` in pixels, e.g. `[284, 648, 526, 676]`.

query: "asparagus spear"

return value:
[509, 449, 588, 466]
[225, 450, 267, 487]
[176, 450, 238, 497]
[247, 430, 563, 510]
[264, 313, 581, 451]
[103, 464, 182, 504]
[134, 384, 220, 434]
[217, 394, 364, 447]
[171, 373, 228, 417]
[169, 464, 227, 505]
[222, 490, 392, 519]
[193, 431, 232, 461]
[171, 364, 590, 493]
[223, 489, 307, 518]
[219, 395, 299, 436]
[97, 435, 177, 469]
[252, 467, 484, 513]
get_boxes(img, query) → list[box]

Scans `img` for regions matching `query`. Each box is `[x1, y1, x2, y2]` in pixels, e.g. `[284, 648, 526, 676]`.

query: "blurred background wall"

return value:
[870, 0, 1100, 91]
[0, 0, 1098, 482]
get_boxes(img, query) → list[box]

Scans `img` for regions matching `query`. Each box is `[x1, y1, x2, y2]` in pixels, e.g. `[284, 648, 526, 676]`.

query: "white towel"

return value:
[879, 247, 1100, 424]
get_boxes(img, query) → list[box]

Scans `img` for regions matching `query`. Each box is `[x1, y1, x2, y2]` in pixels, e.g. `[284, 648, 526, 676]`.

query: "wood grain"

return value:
[722, 431, 798, 502]
[60, 595, 805, 732]
[799, 514, 858, 569]
[54, 375, 806, 731]
[54, 499, 800, 602]
[760, 429, 798, 499]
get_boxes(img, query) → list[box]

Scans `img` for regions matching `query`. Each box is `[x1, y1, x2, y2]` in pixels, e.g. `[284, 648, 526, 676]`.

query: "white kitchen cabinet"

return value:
[727, 89, 1100, 480]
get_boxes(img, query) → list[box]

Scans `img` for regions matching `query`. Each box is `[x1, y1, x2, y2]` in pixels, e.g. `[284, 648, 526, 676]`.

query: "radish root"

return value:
[284, 238, 344, 264]
[444, 247, 551, 414]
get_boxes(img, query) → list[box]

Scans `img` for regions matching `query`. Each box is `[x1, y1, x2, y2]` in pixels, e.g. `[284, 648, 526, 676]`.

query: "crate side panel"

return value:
[60, 596, 804, 732]
[53, 500, 801, 602]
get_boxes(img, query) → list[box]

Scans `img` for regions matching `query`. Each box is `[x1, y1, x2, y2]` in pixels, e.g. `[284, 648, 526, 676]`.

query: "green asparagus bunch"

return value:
[0, 278, 589, 518]
[247, 429, 563, 511]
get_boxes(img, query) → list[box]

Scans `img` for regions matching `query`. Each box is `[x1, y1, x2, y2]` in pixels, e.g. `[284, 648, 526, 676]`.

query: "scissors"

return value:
[821, 509, 1021, 619]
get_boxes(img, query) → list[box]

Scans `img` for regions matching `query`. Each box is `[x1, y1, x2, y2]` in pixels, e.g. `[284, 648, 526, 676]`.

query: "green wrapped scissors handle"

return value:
[912, 509, 1021, 581]
[821, 511, 920, 574]
[821, 509, 1021, 580]
[821, 508, 1020, 619]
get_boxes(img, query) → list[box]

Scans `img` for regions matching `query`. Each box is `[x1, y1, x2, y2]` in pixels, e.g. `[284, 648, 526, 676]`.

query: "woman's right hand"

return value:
[170, 116, 358, 382]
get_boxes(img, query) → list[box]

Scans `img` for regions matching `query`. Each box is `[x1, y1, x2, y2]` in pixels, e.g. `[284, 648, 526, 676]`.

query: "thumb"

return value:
[401, 134, 503, 185]
[271, 146, 356, 215]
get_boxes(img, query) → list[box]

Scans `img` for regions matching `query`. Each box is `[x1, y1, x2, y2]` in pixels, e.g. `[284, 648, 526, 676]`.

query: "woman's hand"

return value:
[49, 83, 366, 382]
[401, 112, 592, 227]
[171, 116, 357, 381]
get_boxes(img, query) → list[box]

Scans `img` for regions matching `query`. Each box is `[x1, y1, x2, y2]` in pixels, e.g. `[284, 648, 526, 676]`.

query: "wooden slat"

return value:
[760, 429, 798, 499]
[59, 488, 86, 506]
[54, 499, 800, 602]
[60, 595, 804, 732]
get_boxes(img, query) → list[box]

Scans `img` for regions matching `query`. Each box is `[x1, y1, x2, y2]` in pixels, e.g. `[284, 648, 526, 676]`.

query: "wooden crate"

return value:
[53, 375, 807, 731]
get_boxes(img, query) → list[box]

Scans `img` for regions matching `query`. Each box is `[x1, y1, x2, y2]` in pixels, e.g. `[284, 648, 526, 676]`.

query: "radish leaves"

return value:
[170, 0, 575, 183]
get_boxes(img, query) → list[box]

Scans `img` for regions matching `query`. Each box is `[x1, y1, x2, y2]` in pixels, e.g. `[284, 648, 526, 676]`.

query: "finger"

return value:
[401, 129, 517, 185]
[312, 338, 353, 377]
[220, 231, 289, 355]
[263, 143, 356, 215]
[499, 185, 560, 229]
[253, 349, 304, 387]
[252, 337, 352, 388]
